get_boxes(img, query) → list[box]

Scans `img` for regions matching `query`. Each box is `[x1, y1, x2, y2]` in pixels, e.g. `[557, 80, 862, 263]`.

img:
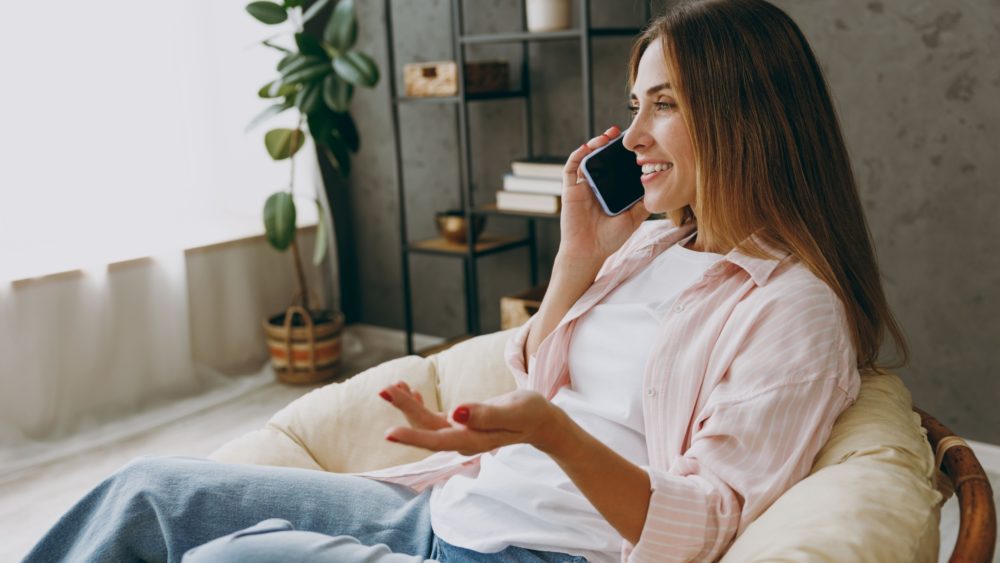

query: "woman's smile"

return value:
[639, 161, 674, 184]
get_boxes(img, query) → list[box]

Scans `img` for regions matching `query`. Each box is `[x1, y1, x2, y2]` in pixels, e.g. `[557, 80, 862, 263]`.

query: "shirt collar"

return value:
[639, 220, 790, 287]
[724, 234, 790, 287]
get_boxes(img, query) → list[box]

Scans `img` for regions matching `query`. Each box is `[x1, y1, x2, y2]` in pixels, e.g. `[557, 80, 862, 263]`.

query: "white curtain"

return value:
[0, 228, 329, 474]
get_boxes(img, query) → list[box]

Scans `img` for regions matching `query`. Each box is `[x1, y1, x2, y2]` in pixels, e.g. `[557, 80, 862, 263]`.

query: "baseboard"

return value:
[345, 324, 445, 353]
[967, 439, 1000, 473]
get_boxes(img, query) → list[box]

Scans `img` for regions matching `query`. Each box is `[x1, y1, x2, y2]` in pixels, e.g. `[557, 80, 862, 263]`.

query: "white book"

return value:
[495, 191, 561, 214]
[502, 174, 563, 196]
[510, 156, 564, 180]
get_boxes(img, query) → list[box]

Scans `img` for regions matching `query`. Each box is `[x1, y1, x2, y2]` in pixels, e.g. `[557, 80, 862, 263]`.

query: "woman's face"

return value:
[622, 38, 697, 215]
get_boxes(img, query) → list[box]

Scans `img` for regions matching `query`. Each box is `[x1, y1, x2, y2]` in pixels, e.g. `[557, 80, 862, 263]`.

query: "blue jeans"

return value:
[22, 456, 588, 563]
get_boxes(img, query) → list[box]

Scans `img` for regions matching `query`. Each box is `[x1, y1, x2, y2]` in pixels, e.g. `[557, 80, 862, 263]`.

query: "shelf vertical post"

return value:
[580, 0, 594, 138]
[384, 0, 416, 354]
[451, 0, 480, 336]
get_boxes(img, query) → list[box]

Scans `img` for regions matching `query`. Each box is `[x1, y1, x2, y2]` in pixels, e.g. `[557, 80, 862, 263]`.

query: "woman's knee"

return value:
[182, 519, 294, 563]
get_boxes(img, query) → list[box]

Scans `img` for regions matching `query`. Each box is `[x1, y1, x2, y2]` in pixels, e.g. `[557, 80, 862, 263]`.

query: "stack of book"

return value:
[495, 156, 564, 214]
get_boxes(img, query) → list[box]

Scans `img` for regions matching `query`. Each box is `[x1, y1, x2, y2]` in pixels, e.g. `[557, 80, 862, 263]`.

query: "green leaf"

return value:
[279, 55, 323, 77]
[264, 128, 306, 160]
[295, 81, 323, 114]
[302, 0, 331, 24]
[313, 199, 329, 265]
[324, 0, 357, 51]
[282, 62, 330, 86]
[333, 50, 378, 87]
[264, 192, 297, 251]
[258, 79, 298, 98]
[246, 1, 288, 24]
[295, 32, 328, 59]
[245, 101, 292, 133]
[325, 130, 351, 176]
[265, 80, 299, 98]
[331, 111, 359, 152]
[283, 0, 303, 7]
[307, 109, 332, 146]
[277, 52, 302, 72]
[322, 74, 353, 112]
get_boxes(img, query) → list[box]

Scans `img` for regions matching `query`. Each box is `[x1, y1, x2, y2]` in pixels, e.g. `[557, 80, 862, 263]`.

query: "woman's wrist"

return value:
[552, 251, 604, 282]
[533, 403, 586, 462]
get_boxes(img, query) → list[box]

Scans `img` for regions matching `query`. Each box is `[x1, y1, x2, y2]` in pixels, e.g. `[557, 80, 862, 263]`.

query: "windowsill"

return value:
[7, 222, 318, 290]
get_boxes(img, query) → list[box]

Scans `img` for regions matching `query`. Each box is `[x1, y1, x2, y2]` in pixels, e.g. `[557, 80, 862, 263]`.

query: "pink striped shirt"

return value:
[361, 219, 860, 562]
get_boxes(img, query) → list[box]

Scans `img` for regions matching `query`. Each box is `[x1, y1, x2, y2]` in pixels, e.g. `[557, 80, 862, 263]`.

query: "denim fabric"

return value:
[22, 456, 588, 563]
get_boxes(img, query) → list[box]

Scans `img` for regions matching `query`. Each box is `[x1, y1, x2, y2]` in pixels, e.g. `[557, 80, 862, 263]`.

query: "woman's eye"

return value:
[626, 101, 675, 117]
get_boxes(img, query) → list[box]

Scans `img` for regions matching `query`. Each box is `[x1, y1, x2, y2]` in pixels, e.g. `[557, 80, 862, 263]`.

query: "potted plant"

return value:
[245, 0, 379, 384]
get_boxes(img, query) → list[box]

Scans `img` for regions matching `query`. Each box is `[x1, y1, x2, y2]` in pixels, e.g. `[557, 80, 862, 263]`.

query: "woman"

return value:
[24, 1, 907, 562]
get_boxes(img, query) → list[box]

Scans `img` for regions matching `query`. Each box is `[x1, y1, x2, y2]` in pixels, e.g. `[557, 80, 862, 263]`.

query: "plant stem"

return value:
[290, 237, 311, 312]
[288, 113, 310, 312]
[289, 115, 304, 192]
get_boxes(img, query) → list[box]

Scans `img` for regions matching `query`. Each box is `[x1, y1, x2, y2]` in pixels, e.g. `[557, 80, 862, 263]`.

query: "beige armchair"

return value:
[211, 329, 991, 562]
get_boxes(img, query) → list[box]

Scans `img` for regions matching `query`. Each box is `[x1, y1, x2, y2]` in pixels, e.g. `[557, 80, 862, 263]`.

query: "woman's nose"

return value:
[622, 120, 650, 153]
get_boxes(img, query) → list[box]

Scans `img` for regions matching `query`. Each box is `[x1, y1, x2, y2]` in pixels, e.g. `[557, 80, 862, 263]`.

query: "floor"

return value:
[1, 325, 997, 562]
[0, 324, 433, 562]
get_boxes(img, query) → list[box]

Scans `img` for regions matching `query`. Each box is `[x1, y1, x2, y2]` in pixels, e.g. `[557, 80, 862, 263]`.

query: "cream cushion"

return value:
[210, 330, 941, 561]
[210, 330, 517, 473]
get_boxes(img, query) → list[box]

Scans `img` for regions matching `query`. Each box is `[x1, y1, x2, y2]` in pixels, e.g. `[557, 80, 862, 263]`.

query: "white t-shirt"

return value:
[430, 234, 723, 562]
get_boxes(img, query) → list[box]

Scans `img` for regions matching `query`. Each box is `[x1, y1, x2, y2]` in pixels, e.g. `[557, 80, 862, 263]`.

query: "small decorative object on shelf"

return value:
[526, 0, 572, 32]
[404, 61, 457, 97]
[495, 156, 563, 213]
[404, 60, 511, 97]
[510, 156, 565, 180]
[435, 209, 487, 244]
[502, 174, 562, 195]
[500, 284, 548, 329]
[463, 60, 510, 94]
[496, 191, 561, 214]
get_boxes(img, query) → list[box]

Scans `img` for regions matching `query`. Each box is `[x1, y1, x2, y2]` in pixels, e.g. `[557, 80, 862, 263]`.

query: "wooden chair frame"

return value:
[916, 407, 997, 562]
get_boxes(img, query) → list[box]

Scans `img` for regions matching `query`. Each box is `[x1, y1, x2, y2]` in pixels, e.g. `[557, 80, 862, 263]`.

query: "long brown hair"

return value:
[628, 0, 908, 371]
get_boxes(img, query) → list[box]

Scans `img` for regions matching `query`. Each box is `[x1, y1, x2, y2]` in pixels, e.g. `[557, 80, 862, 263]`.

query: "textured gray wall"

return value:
[341, 1, 1000, 443]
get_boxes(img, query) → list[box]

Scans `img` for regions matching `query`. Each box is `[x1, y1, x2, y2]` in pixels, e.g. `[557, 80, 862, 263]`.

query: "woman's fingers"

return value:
[379, 383, 448, 430]
[562, 125, 622, 187]
[385, 424, 513, 456]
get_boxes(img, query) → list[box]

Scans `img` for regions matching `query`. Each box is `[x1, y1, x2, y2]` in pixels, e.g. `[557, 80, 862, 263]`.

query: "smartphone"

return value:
[579, 133, 645, 216]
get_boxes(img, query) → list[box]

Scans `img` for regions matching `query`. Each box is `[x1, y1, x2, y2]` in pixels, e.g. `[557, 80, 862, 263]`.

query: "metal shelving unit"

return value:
[384, 0, 649, 354]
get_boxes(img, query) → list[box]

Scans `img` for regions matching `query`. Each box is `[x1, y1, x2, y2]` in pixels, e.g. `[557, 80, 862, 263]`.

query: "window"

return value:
[0, 1, 319, 283]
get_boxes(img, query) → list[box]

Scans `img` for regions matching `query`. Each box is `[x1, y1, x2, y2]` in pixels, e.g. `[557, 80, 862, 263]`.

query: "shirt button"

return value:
[646, 388, 657, 397]
[673, 303, 685, 313]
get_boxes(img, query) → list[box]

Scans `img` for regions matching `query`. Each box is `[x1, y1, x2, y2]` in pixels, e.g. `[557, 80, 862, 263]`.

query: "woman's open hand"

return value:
[379, 385, 567, 457]
[559, 125, 651, 265]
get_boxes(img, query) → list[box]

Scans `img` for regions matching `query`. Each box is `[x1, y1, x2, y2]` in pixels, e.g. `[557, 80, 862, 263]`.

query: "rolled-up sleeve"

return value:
[624, 375, 856, 561]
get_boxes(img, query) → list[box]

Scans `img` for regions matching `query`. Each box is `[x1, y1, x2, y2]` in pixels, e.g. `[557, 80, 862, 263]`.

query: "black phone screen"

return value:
[580, 135, 644, 216]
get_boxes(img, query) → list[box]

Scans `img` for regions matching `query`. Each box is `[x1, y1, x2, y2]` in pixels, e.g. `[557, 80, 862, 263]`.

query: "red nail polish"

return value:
[386, 435, 399, 443]
[453, 407, 470, 423]
[379, 391, 393, 403]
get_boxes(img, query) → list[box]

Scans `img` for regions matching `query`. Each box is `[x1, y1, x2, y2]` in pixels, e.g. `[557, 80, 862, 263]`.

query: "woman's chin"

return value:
[640, 195, 669, 215]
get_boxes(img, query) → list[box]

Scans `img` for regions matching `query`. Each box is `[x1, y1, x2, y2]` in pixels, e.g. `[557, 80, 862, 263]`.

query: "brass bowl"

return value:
[435, 210, 486, 244]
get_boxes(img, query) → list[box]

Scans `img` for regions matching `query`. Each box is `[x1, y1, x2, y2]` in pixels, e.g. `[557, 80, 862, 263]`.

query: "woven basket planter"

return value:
[263, 305, 345, 385]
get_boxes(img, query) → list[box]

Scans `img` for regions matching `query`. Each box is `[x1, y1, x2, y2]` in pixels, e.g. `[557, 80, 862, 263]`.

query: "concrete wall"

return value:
[338, 0, 1000, 443]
